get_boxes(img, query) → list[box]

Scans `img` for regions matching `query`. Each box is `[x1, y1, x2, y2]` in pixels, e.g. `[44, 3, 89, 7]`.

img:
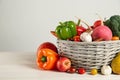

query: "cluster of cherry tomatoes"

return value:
[67, 67, 98, 75]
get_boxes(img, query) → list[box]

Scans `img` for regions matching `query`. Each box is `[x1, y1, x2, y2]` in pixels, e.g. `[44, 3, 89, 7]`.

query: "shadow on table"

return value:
[14, 52, 38, 70]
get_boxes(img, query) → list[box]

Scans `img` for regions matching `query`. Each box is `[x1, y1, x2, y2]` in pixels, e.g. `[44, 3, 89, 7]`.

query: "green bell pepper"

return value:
[55, 21, 77, 40]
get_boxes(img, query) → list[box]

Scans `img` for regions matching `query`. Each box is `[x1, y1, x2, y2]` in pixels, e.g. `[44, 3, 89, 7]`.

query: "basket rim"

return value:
[57, 39, 120, 44]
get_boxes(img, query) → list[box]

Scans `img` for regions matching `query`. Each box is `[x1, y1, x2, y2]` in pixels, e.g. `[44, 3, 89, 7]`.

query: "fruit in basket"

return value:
[91, 25, 112, 41]
[101, 65, 112, 75]
[111, 53, 120, 74]
[56, 57, 71, 72]
[55, 21, 77, 40]
[104, 15, 120, 38]
[37, 42, 58, 53]
[36, 48, 58, 70]
[78, 68, 86, 74]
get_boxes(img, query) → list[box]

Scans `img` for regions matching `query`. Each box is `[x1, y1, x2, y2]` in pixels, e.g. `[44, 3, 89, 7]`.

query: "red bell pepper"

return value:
[76, 19, 86, 36]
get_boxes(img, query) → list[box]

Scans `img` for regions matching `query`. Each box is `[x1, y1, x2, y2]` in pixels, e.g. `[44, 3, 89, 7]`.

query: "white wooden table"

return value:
[0, 52, 120, 80]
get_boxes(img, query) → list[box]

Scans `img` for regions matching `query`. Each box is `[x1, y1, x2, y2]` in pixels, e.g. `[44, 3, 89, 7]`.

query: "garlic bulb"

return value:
[80, 32, 92, 42]
[101, 65, 112, 75]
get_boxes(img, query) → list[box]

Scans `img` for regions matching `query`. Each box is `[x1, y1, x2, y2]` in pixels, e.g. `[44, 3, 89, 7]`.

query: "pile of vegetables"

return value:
[52, 15, 120, 42]
[36, 14, 120, 76]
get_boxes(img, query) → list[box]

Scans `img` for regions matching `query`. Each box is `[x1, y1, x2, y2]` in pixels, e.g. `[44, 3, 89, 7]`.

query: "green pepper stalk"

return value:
[55, 21, 77, 40]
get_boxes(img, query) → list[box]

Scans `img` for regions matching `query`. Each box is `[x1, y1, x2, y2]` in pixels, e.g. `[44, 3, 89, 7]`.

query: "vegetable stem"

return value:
[77, 19, 80, 26]
[41, 56, 47, 63]
[75, 16, 91, 29]
[95, 13, 104, 25]
[59, 22, 64, 26]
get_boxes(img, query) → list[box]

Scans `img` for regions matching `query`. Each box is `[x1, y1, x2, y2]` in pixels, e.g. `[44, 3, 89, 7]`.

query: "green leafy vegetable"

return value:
[104, 15, 120, 38]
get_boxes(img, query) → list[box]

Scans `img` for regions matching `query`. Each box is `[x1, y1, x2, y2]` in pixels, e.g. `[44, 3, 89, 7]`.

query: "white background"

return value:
[0, 0, 120, 52]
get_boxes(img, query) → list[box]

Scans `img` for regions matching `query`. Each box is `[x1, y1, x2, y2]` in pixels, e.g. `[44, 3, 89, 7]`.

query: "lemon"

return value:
[111, 54, 120, 74]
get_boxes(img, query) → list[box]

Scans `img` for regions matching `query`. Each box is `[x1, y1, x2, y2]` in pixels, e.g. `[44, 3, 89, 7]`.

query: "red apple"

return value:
[56, 57, 71, 72]
[37, 42, 58, 53]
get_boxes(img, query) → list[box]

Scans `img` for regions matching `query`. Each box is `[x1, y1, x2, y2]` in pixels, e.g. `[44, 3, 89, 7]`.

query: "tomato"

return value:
[67, 67, 76, 73]
[78, 68, 86, 74]
[90, 68, 98, 75]
[112, 36, 119, 40]
[73, 36, 80, 42]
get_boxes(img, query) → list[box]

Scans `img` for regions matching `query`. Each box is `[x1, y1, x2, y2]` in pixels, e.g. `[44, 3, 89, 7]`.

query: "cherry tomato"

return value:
[112, 36, 119, 40]
[90, 68, 98, 75]
[78, 68, 86, 74]
[73, 36, 80, 42]
[67, 67, 76, 73]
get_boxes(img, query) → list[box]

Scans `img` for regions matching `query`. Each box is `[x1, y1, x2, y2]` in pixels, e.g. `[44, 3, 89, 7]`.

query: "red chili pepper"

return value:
[76, 19, 86, 36]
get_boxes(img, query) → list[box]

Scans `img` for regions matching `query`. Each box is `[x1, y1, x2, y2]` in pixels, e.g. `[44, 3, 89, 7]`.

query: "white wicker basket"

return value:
[57, 40, 120, 71]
